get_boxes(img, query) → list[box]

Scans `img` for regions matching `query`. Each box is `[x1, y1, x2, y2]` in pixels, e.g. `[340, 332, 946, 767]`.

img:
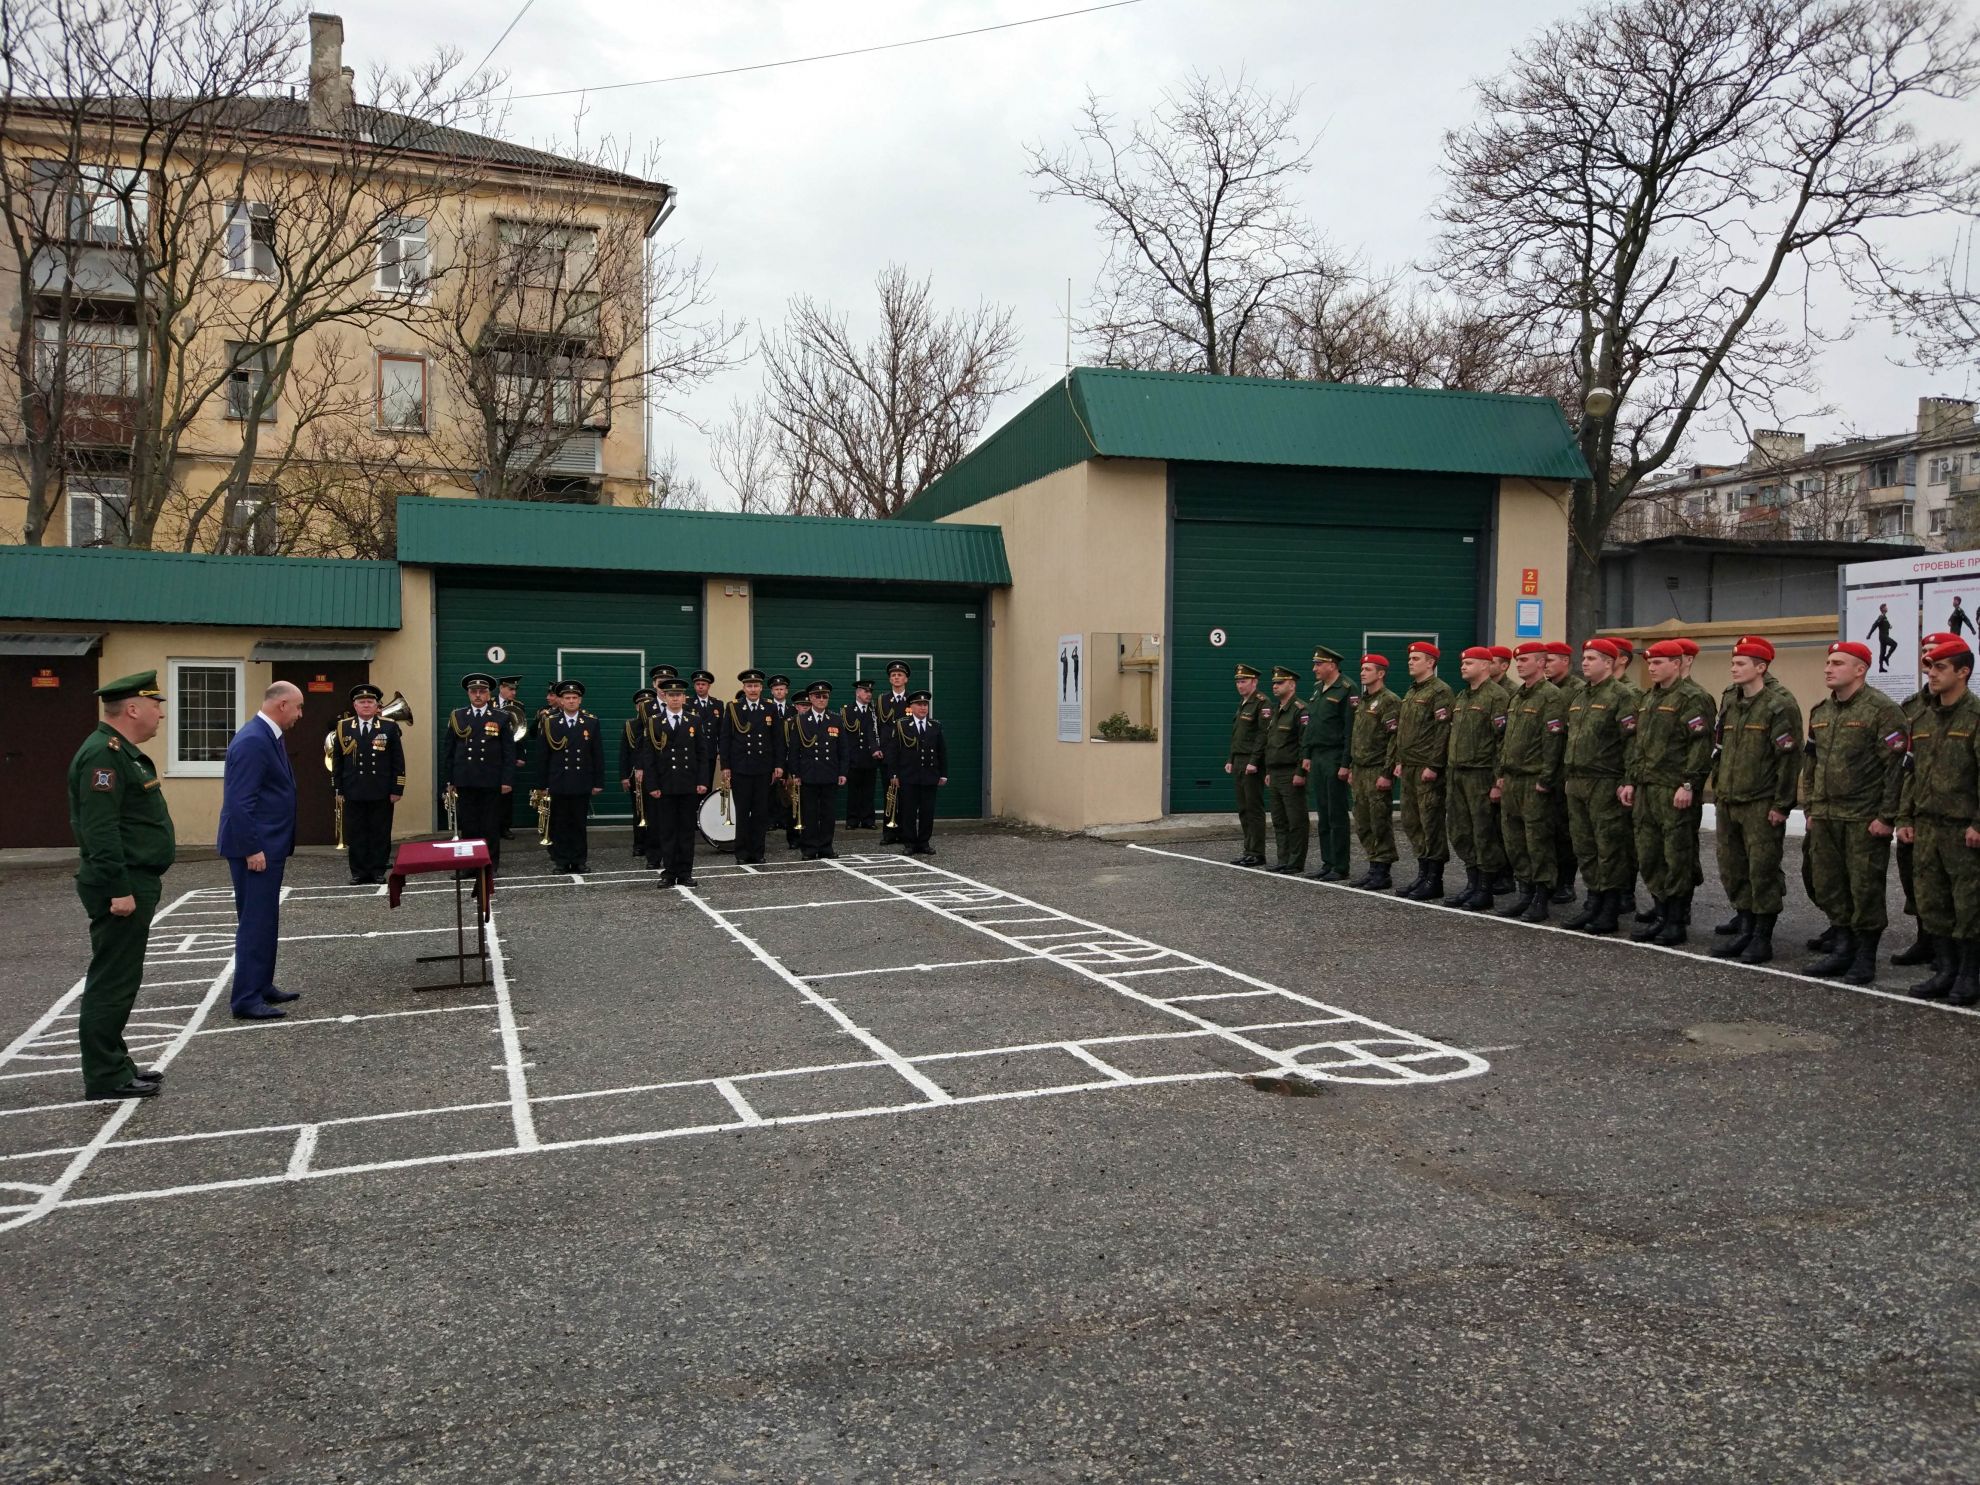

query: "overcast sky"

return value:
[333, 0, 1980, 503]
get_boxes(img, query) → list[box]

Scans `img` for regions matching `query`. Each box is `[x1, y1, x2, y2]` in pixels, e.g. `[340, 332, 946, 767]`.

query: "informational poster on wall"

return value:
[1841, 549, 1980, 704]
[1057, 634, 1083, 742]
[1845, 584, 1919, 701]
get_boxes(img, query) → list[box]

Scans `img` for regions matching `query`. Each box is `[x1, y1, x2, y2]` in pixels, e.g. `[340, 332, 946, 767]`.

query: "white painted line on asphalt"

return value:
[721, 896, 907, 913]
[1126, 844, 1980, 1023]
[194, 1002, 497, 1037]
[287, 1125, 319, 1178]
[711, 1079, 763, 1126]
[486, 907, 538, 1151]
[1061, 1043, 1132, 1083]
[803, 955, 1038, 980]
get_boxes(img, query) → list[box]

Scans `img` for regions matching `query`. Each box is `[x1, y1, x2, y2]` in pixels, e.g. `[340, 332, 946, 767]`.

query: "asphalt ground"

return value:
[2, 823, 1977, 1484]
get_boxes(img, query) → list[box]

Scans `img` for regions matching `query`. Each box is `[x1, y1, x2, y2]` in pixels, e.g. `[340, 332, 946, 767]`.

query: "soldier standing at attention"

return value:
[68, 672, 175, 1102]
[640, 679, 713, 887]
[885, 690, 948, 855]
[1543, 641, 1585, 902]
[1444, 646, 1510, 910]
[690, 670, 721, 732]
[539, 680, 604, 872]
[766, 674, 798, 849]
[1259, 666, 1310, 874]
[1346, 654, 1402, 891]
[1802, 641, 1909, 984]
[1226, 663, 1271, 866]
[330, 683, 404, 886]
[1302, 647, 1353, 880]
[1897, 637, 1980, 1005]
[720, 670, 782, 865]
[622, 687, 655, 858]
[841, 679, 883, 829]
[1707, 637, 1802, 964]
[1622, 640, 1715, 945]
[790, 681, 849, 858]
[1482, 645, 1517, 892]
[1494, 642, 1567, 921]
[1891, 633, 1958, 969]
[496, 676, 525, 839]
[444, 673, 518, 873]
[876, 662, 914, 843]
[1394, 641, 1455, 902]
[1563, 639, 1637, 935]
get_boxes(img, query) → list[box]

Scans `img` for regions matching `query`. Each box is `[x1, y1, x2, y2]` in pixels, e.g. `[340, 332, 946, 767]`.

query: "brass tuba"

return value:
[322, 692, 416, 771]
[505, 700, 530, 744]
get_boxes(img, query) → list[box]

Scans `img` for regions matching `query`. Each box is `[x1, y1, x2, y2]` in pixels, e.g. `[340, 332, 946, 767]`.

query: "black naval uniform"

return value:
[620, 716, 647, 857]
[788, 706, 849, 857]
[691, 689, 726, 851]
[875, 687, 913, 839]
[885, 714, 947, 854]
[539, 709, 605, 871]
[330, 714, 405, 883]
[444, 704, 518, 869]
[840, 700, 883, 828]
[638, 705, 713, 884]
[719, 698, 784, 864]
[767, 697, 798, 847]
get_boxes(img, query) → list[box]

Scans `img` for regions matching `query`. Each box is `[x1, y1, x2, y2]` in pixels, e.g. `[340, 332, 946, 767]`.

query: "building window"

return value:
[1869, 459, 1901, 488]
[376, 352, 428, 431]
[33, 317, 140, 396]
[1870, 507, 1911, 539]
[376, 216, 428, 295]
[1928, 456, 1953, 484]
[225, 202, 276, 278]
[29, 162, 147, 245]
[66, 475, 131, 547]
[220, 485, 278, 555]
[224, 341, 276, 421]
[498, 220, 596, 292]
[1930, 507, 1948, 535]
[491, 345, 610, 430]
[166, 659, 242, 776]
[1837, 471, 1857, 496]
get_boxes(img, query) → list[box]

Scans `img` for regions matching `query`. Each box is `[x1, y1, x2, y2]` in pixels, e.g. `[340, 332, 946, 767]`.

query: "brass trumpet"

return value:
[334, 794, 345, 851]
[884, 776, 900, 830]
[444, 783, 459, 839]
[531, 787, 552, 846]
[788, 772, 803, 835]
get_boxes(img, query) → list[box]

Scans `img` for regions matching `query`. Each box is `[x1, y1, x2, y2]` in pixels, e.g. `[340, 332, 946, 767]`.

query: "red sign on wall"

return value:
[306, 674, 335, 694]
[30, 669, 59, 689]
[1520, 568, 1540, 596]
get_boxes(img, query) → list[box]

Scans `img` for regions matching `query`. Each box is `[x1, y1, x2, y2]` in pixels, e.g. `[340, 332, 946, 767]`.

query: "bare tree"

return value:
[645, 445, 711, 511]
[709, 396, 783, 514]
[1026, 71, 1357, 376]
[753, 266, 1021, 518]
[1885, 221, 1980, 370]
[1434, 0, 1980, 640]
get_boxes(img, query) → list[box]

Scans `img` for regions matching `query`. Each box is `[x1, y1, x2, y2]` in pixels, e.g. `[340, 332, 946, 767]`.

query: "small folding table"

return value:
[388, 839, 494, 991]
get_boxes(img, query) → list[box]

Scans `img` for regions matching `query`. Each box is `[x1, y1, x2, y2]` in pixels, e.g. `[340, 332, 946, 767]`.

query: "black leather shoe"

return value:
[262, 988, 300, 1004]
[134, 1067, 165, 1084]
[676, 875, 696, 888]
[231, 1003, 287, 1020]
[657, 873, 675, 888]
[86, 1079, 160, 1100]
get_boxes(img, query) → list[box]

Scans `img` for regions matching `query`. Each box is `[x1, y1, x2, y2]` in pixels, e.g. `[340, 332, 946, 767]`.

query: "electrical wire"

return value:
[507, 0, 1148, 100]
[469, 0, 540, 80]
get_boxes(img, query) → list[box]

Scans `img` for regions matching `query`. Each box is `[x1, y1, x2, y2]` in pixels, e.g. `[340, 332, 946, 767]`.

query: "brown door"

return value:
[272, 661, 372, 846]
[0, 653, 102, 848]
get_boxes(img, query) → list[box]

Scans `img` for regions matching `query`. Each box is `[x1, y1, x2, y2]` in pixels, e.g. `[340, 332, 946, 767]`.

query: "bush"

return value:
[1098, 711, 1157, 742]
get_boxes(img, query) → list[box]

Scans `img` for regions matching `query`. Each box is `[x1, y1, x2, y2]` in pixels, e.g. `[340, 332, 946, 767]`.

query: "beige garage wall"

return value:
[945, 459, 1169, 831]
[703, 577, 754, 683]
[1494, 479, 1573, 644]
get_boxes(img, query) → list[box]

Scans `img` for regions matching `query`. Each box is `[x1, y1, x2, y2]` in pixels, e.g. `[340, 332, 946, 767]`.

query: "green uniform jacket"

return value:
[1302, 678, 1352, 763]
[1802, 685, 1908, 822]
[1499, 679, 1567, 782]
[1900, 690, 1980, 828]
[1349, 687, 1403, 768]
[1448, 679, 1510, 769]
[1552, 673, 1587, 708]
[1566, 676, 1636, 777]
[1230, 689, 1270, 767]
[1710, 681, 1803, 809]
[1396, 676, 1456, 771]
[1260, 690, 1310, 769]
[68, 722, 176, 897]
[1627, 679, 1715, 787]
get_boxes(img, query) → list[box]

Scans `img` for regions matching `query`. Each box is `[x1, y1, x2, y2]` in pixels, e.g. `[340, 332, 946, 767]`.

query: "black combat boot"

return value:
[1444, 866, 1479, 908]
[1806, 928, 1857, 978]
[1738, 912, 1777, 964]
[1490, 869, 1515, 894]
[1562, 889, 1602, 930]
[1496, 882, 1534, 918]
[1652, 895, 1690, 946]
[1807, 925, 1841, 954]
[1583, 888, 1622, 935]
[1466, 874, 1496, 912]
[1630, 898, 1666, 942]
[1909, 936, 1956, 1001]
[1632, 893, 1658, 924]
[1712, 909, 1746, 936]
[1949, 941, 1980, 1008]
[1710, 912, 1753, 958]
[1842, 929, 1882, 986]
[1361, 861, 1394, 892]
[1890, 922, 1934, 967]
[1522, 887, 1552, 923]
[1396, 862, 1431, 899]
[1551, 881, 1578, 904]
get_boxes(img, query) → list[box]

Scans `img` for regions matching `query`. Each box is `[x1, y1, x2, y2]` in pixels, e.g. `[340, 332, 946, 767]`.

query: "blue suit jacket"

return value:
[217, 717, 297, 861]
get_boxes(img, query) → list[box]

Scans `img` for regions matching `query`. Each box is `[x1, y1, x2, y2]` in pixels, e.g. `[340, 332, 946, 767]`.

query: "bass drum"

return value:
[698, 790, 737, 847]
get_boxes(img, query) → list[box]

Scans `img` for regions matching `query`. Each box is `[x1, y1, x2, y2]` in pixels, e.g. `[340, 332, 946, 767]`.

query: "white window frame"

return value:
[375, 216, 429, 297]
[375, 350, 429, 432]
[66, 475, 131, 547]
[222, 485, 278, 555]
[1930, 507, 1948, 535]
[224, 341, 277, 422]
[224, 201, 276, 279]
[166, 657, 245, 777]
[1928, 456, 1951, 485]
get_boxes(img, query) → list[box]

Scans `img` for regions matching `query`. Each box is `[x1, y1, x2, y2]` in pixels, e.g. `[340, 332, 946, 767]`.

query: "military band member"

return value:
[1303, 647, 1352, 881]
[1542, 640, 1585, 901]
[640, 678, 713, 887]
[330, 683, 404, 885]
[1227, 663, 1270, 866]
[767, 674, 797, 847]
[444, 673, 518, 871]
[1347, 654, 1402, 890]
[719, 669, 783, 864]
[1395, 642, 1455, 901]
[68, 671, 175, 1101]
[1708, 636, 1802, 964]
[877, 662, 914, 842]
[885, 690, 947, 855]
[1622, 639, 1714, 944]
[1802, 641, 1908, 984]
[622, 687, 655, 857]
[1445, 646, 1510, 909]
[1494, 642, 1568, 921]
[1259, 665, 1309, 874]
[539, 680, 604, 872]
[497, 675, 525, 838]
[690, 669, 722, 737]
[1563, 639, 1636, 934]
[1891, 633, 1957, 968]
[1897, 638, 1980, 1005]
[788, 681, 849, 858]
[842, 679, 884, 828]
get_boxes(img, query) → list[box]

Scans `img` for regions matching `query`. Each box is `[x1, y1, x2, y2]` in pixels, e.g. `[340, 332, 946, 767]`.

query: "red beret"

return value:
[1361, 653, 1389, 669]
[1514, 641, 1550, 657]
[1461, 646, 1492, 661]
[1645, 639, 1687, 659]
[1674, 638, 1700, 657]
[1544, 641, 1573, 657]
[1733, 636, 1775, 662]
[1927, 639, 1973, 664]
[1583, 638, 1623, 659]
[1829, 641, 1873, 666]
[1611, 636, 1636, 655]
[1924, 631, 1959, 647]
[1408, 641, 1440, 660]
[1486, 645, 1513, 662]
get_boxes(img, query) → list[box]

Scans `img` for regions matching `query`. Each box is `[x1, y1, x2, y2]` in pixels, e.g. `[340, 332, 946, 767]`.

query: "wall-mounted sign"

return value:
[306, 674, 335, 694]
[30, 669, 59, 688]
[795, 651, 814, 670]
[1521, 567, 1540, 596]
[1515, 599, 1543, 638]
[485, 645, 507, 665]
[1208, 627, 1227, 648]
[1058, 634, 1083, 743]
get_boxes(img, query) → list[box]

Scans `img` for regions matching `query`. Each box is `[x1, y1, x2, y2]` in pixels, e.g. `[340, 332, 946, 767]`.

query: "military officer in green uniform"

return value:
[1543, 640, 1585, 902]
[1708, 636, 1803, 964]
[1444, 645, 1510, 910]
[1226, 663, 1270, 866]
[1302, 646, 1353, 880]
[1802, 641, 1909, 984]
[1563, 638, 1637, 935]
[1494, 641, 1567, 922]
[1622, 639, 1715, 944]
[1394, 641, 1455, 901]
[1259, 665, 1310, 873]
[1896, 637, 1980, 1005]
[1891, 632, 1958, 969]
[1347, 653, 1402, 891]
[67, 671, 177, 1101]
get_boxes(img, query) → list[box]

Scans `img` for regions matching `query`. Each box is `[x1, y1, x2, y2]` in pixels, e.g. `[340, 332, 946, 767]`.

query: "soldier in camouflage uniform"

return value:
[1259, 665, 1310, 873]
[1543, 640, 1585, 902]
[1483, 645, 1517, 892]
[1802, 641, 1909, 984]
[1347, 654, 1402, 891]
[1896, 637, 1980, 1005]
[1891, 632, 1958, 968]
[1622, 639, 1715, 945]
[1707, 636, 1803, 964]
[1302, 646, 1354, 881]
[1444, 646, 1510, 910]
[1226, 664, 1271, 866]
[1395, 641, 1455, 902]
[1563, 638, 1638, 935]
[1495, 641, 1568, 922]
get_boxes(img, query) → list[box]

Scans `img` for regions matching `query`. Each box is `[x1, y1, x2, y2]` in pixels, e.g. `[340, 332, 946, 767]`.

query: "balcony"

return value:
[505, 428, 603, 475]
[30, 243, 140, 301]
[26, 392, 141, 448]
[1862, 484, 1915, 508]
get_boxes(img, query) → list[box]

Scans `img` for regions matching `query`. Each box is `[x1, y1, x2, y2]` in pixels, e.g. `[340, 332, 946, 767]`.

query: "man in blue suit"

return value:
[219, 680, 303, 1020]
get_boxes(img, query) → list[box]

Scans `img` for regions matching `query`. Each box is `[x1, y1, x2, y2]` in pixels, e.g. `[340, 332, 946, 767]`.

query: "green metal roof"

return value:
[396, 496, 1012, 585]
[0, 547, 401, 629]
[898, 367, 1591, 521]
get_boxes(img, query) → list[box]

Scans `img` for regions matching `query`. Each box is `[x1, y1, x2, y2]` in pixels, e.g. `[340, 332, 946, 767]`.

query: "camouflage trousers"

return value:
[1499, 774, 1557, 889]
[1910, 818, 1980, 939]
[1632, 785, 1702, 900]
[1715, 800, 1789, 915]
[1565, 774, 1631, 891]
[1266, 774, 1308, 871]
[1399, 768, 1448, 864]
[1805, 815, 1892, 933]
[1447, 768, 1506, 874]
[1233, 767, 1266, 859]
[1350, 767, 1397, 864]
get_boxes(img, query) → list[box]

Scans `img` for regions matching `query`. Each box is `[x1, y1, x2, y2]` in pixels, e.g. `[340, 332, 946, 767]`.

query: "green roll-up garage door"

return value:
[752, 584, 987, 817]
[434, 569, 701, 828]
[1169, 463, 1492, 814]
